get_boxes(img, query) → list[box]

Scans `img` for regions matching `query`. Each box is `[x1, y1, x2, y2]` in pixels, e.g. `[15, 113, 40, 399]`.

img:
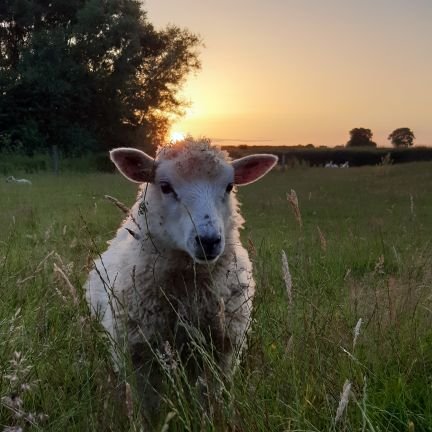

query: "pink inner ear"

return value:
[110, 148, 155, 183]
[233, 154, 278, 185]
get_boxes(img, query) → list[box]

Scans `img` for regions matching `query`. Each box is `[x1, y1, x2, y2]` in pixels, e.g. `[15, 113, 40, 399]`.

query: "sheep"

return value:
[6, 175, 32, 185]
[325, 161, 339, 168]
[85, 139, 277, 413]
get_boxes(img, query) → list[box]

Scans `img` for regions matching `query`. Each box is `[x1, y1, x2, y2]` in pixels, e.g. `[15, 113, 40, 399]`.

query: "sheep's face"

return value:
[153, 157, 234, 264]
[110, 144, 277, 264]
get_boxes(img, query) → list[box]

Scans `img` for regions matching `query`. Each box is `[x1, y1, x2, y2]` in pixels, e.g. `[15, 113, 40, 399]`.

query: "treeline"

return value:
[0, 0, 200, 156]
[224, 146, 432, 167]
[3, 146, 432, 175]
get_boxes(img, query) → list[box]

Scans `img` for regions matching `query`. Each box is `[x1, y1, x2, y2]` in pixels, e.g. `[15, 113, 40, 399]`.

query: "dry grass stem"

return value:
[287, 189, 302, 229]
[374, 255, 385, 274]
[104, 194, 130, 214]
[353, 318, 363, 350]
[316, 225, 327, 252]
[335, 379, 352, 423]
[17, 250, 55, 285]
[281, 250, 293, 305]
[53, 262, 79, 305]
[285, 335, 294, 356]
[124, 382, 133, 421]
[410, 194, 415, 217]
[105, 194, 142, 231]
[247, 237, 257, 258]
[160, 412, 177, 432]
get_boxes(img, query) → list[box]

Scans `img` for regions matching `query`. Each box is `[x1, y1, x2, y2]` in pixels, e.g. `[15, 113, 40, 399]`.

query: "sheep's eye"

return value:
[226, 183, 234, 193]
[160, 182, 174, 195]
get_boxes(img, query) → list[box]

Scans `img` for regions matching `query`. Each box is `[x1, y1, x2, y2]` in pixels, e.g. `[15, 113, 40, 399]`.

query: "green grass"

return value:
[1, 163, 432, 431]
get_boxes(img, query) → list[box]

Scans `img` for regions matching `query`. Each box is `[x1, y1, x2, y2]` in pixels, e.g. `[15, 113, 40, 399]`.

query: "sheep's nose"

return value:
[195, 235, 222, 258]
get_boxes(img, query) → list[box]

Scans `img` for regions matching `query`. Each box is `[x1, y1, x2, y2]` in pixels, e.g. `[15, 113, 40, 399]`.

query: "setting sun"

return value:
[148, 1, 432, 147]
[170, 131, 186, 142]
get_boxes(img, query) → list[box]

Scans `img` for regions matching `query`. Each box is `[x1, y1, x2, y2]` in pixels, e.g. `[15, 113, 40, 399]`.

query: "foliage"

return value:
[388, 127, 415, 147]
[346, 127, 377, 147]
[225, 145, 432, 167]
[0, 0, 201, 156]
[3, 146, 432, 175]
[1, 163, 432, 429]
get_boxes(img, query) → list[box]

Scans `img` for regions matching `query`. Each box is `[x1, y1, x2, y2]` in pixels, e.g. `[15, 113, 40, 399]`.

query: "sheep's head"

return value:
[110, 141, 277, 264]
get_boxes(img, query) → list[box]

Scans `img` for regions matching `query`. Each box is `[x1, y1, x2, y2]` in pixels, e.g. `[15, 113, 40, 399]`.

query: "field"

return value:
[1, 162, 432, 431]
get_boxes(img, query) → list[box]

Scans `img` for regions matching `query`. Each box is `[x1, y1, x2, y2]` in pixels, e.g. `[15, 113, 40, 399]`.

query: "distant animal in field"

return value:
[324, 161, 349, 168]
[325, 161, 339, 168]
[85, 139, 277, 415]
[6, 176, 32, 185]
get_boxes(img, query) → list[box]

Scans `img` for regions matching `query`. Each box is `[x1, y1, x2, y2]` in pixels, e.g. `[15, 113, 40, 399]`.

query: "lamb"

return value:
[6, 175, 32, 185]
[85, 139, 277, 413]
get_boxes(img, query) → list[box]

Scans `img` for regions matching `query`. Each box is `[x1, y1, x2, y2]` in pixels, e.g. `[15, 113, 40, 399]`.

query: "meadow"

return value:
[1, 162, 432, 431]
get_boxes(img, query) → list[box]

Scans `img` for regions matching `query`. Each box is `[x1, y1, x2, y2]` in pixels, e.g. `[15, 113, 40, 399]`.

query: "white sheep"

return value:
[6, 175, 32, 185]
[85, 139, 277, 412]
[325, 161, 339, 168]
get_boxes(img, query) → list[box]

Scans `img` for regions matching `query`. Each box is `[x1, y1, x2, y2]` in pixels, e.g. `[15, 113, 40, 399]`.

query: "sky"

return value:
[145, 0, 432, 147]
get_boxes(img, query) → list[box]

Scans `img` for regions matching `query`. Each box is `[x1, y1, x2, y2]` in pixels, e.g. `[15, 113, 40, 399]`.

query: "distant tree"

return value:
[388, 128, 415, 148]
[346, 128, 377, 147]
[0, 0, 201, 155]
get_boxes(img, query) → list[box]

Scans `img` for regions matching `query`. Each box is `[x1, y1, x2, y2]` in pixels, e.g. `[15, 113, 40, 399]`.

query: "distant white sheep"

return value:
[325, 161, 339, 168]
[324, 161, 349, 168]
[6, 175, 32, 185]
[85, 139, 277, 413]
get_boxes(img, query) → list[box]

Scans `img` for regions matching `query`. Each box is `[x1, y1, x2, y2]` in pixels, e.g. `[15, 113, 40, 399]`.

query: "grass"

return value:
[1, 163, 432, 431]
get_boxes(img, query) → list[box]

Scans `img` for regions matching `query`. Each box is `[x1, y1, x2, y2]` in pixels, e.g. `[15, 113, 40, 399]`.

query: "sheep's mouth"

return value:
[193, 254, 220, 265]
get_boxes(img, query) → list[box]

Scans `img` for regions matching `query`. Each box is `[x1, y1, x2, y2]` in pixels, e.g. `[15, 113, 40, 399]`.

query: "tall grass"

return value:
[1, 163, 432, 430]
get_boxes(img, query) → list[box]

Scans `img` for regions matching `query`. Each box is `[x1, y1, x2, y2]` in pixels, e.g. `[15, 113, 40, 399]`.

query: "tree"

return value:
[0, 0, 201, 155]
[346, 128, 377, 147]
[388, 128, 415, 148]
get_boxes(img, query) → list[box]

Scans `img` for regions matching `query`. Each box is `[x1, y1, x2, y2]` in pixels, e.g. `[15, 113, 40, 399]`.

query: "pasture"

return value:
[1, 162, 432, 431]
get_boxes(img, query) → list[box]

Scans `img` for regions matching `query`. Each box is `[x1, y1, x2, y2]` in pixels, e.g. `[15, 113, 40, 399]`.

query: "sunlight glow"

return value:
[170, 131, 186, 142]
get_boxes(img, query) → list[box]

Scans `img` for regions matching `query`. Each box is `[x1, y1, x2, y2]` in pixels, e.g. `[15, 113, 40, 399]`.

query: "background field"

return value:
[1, 162, 432, 431]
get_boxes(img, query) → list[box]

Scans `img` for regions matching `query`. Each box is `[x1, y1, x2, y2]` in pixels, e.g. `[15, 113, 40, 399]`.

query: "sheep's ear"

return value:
[110, 148, 156, 183]
[232, 154, 278, 186]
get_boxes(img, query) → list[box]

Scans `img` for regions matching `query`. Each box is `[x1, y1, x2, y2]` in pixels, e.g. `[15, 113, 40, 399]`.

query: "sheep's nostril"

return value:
[195, 235, 222, 257]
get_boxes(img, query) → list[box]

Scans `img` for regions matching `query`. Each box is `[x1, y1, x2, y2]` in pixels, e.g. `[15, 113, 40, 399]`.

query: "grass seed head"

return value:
[287, 189, 302, 229]
[281, 250, 293, 305]
[353, 318, 363, 349]
[335, 379, 352, 423]
[316, 225, 327, 252]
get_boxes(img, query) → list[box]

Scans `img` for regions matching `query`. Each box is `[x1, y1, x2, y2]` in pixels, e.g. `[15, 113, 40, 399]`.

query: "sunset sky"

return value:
[146, 0, 432, 147]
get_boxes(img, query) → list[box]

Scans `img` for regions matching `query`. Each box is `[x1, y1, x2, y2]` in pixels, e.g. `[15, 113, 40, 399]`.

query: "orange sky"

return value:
[146, 0, 432, 147]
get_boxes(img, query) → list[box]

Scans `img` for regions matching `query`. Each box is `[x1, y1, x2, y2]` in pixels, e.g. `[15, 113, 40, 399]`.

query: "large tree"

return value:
[346, 128, 377, 148]
[0, 0, 201, 155]
[388, 128, 415, 148]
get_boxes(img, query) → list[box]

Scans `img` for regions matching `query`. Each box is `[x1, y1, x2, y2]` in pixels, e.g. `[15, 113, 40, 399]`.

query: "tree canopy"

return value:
[388, 128, 415, 148]
[346, 128, 377, 148]
[0, 0, 201, 155]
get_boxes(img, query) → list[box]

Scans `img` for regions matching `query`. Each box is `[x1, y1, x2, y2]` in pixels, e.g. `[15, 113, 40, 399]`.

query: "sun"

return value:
[169, 131, 186, 143]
